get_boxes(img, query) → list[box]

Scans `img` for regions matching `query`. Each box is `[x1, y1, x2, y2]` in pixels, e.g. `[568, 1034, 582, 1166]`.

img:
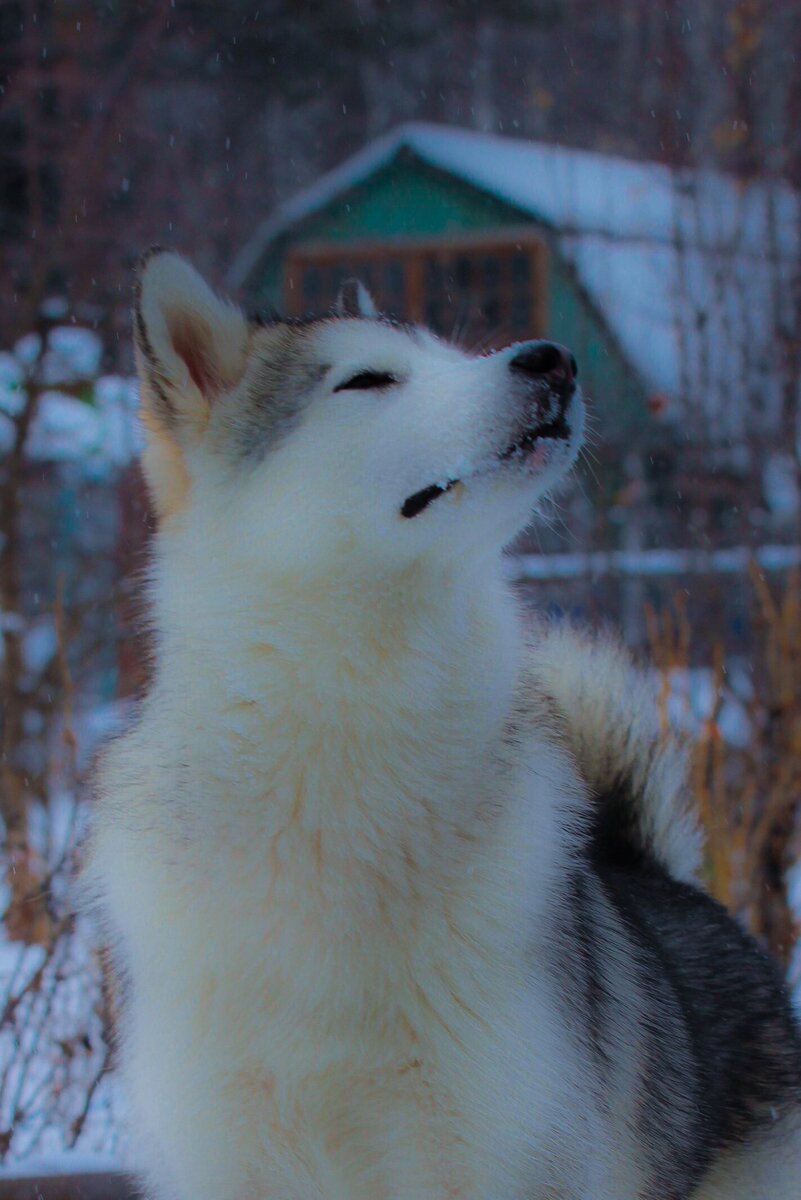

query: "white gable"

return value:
[230, 123, 800, 442]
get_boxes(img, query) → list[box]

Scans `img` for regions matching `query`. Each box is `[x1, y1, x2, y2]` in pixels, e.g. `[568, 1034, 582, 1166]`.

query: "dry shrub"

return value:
[648, 569, 801, 973]
[0, 588, 117, 1163]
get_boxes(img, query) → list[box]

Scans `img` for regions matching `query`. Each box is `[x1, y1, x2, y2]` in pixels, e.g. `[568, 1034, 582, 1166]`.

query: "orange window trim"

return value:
[283, 232, 550, 338]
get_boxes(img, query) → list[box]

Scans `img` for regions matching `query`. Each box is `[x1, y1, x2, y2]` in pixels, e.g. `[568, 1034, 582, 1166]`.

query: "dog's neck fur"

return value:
[147, 524, 523, 868]
[126, 526, 551, 967]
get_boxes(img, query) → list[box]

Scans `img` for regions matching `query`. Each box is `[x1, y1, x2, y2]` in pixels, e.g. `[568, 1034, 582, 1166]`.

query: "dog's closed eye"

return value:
[333, 371, 398, 392]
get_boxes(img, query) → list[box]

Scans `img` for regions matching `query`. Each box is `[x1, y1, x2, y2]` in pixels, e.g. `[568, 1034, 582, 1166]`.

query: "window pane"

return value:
[455, 256, 472, 289]
[512, 252, 531, 284]
[288, 240, 542, 343]
[303, 266, 322, 306]
[483, 255, 501, 288]
[512, 294, 531, 329]
[384, 260, 405, 305]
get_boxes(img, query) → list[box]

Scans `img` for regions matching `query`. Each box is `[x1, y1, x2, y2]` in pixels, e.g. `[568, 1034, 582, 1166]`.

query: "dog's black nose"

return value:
[509, 341, 577, 392]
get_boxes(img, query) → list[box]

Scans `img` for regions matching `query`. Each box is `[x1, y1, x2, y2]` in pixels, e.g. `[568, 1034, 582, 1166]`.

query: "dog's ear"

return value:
[133, 249, 248, 435]
[334, 279, 378, 320]
[133, 249, 249, 520]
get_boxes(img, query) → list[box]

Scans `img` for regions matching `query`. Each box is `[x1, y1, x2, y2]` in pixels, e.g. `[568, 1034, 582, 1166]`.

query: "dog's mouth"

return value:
[401, 481, 456, 519]
[400, 413, 571, 520]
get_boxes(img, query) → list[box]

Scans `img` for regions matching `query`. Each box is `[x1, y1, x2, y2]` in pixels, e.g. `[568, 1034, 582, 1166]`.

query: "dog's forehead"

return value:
[309, 319, 468, 368]
[220, 315, 477, 463]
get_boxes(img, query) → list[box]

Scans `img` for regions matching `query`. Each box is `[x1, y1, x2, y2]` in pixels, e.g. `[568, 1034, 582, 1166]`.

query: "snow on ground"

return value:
[511, 544, 801, 580]
[0, 700, 132, 1169]
[0, 1152, 124, 1178]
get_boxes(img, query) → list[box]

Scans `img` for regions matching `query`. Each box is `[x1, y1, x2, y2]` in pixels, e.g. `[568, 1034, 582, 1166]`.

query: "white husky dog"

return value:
[84, 250, 801, 1200]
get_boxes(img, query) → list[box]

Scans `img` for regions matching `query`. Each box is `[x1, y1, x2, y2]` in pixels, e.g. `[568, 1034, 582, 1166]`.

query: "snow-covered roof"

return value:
[230, 122, 800, 439]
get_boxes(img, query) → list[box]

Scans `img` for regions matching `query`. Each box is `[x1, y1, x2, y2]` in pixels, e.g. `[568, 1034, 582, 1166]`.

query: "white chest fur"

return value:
[87, 559, 582, 1200]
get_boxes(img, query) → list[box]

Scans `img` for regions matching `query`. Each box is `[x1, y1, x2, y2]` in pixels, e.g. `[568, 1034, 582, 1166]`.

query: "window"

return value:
[284, 233, 548, 349]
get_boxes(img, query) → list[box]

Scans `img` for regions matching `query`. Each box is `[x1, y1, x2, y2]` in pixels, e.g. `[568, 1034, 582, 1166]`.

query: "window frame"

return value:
[283, 228, 550, 343]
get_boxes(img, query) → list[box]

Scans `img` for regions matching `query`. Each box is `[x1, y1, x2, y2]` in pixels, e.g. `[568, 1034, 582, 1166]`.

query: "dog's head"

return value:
[134, 250, 584, 576]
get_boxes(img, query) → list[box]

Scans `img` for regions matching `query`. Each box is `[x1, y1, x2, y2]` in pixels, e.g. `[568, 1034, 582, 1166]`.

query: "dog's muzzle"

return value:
[400, 340, 579, 519]
[503, 340, 577, 450]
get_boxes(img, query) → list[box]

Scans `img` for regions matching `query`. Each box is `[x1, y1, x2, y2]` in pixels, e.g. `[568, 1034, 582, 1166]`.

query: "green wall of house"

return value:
[243, 150, 650, 448]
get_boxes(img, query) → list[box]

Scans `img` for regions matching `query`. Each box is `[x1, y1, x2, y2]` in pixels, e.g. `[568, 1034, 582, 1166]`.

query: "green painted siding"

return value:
[301, 152, 527, 241]
[245, 149, 651, 447]
[250, 154, 529, 311]
[549, 256, 648, 444]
